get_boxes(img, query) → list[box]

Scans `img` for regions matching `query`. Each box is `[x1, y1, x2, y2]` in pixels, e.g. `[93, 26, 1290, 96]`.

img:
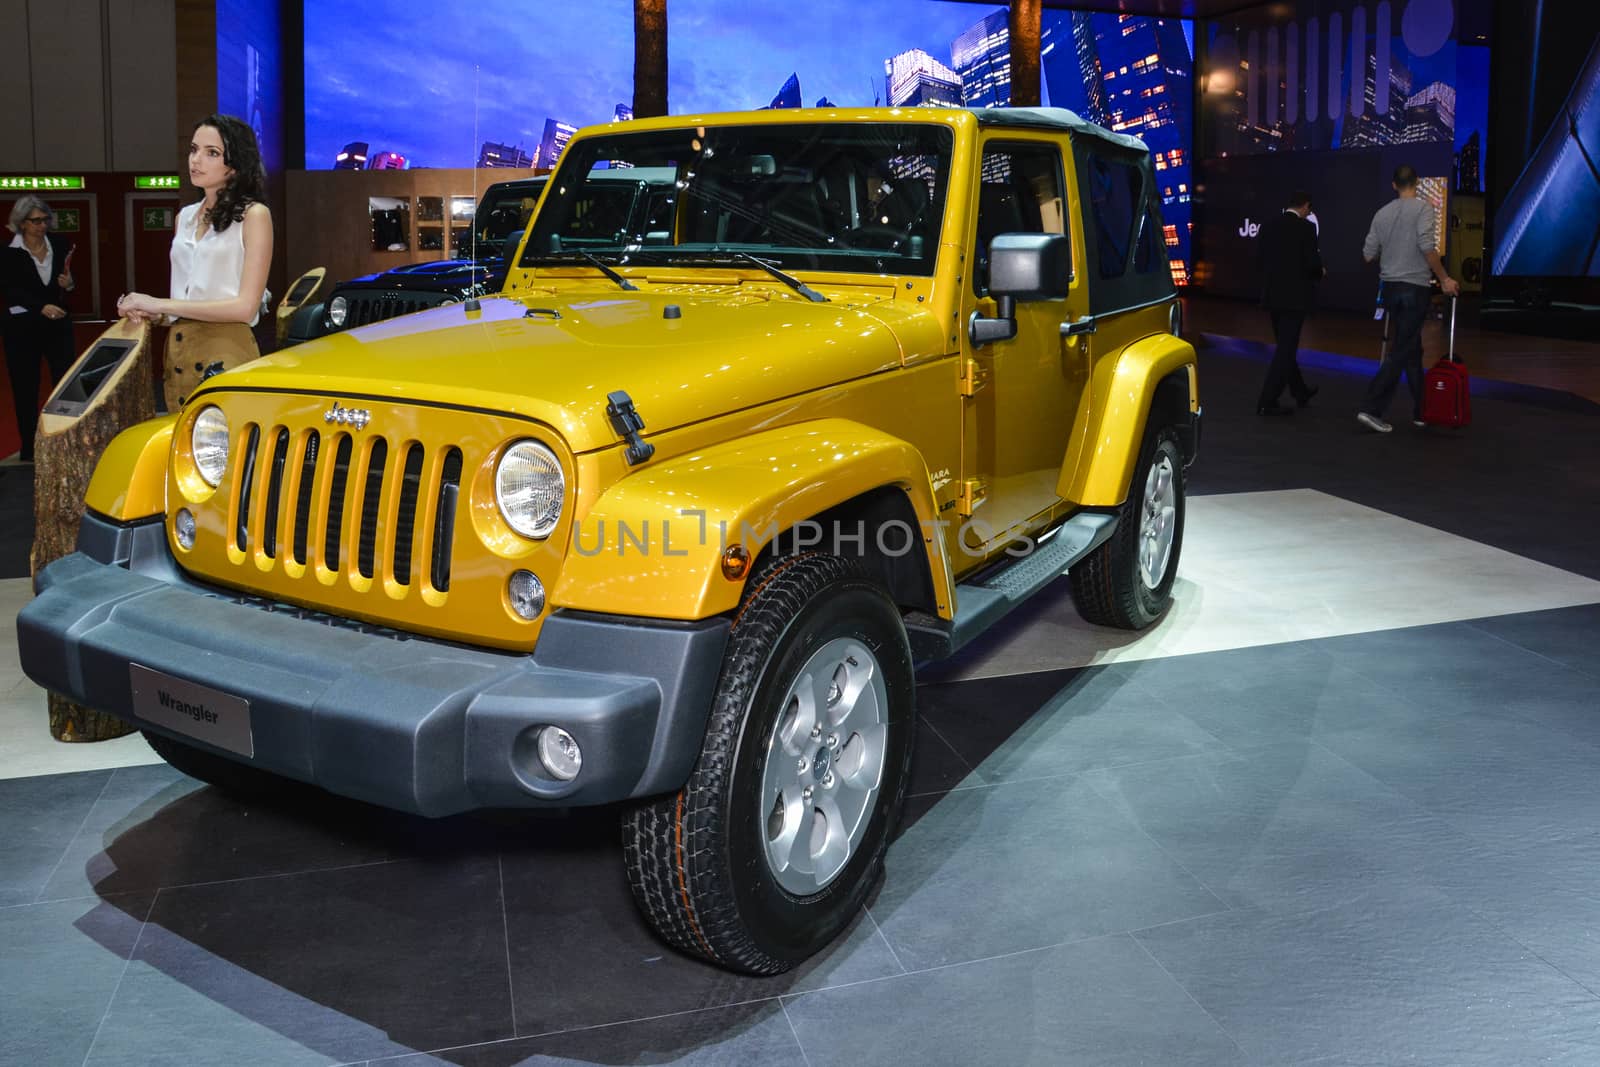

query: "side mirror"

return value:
[968, 233, 1071, 347]
[989, 232, 1071, 301]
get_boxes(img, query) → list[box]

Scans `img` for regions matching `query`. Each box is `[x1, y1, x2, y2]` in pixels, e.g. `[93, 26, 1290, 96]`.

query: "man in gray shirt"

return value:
[1356, 164, 1460, 433]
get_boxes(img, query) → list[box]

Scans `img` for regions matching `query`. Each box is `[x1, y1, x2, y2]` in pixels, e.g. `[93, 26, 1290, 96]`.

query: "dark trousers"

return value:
[4, 320, 74, 460]
[1362, 281, 1430, 420]
[1257, 309, 1311, 408]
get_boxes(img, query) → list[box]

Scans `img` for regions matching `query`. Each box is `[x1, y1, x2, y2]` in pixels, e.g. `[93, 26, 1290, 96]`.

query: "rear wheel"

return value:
[1070, 427, 1185, 630]
[622, 553, 915, 974]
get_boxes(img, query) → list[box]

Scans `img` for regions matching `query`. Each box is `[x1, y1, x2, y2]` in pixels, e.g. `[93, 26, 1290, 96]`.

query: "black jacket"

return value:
[2, 232, 75, 346]
[1258, 210, 1323, 312]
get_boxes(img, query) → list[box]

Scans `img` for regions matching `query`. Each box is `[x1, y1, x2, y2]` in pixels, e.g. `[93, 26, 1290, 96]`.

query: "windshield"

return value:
[522, 122, 952, 276]
[472, 181, 547, 248]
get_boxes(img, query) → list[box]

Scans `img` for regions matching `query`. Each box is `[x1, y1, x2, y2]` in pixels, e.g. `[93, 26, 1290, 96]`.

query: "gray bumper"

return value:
[19, 514, 728, 816]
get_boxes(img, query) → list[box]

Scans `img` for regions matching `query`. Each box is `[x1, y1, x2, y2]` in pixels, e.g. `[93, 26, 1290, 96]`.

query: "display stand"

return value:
[32, 317, 159, 741]
[275, 267, 326, 348]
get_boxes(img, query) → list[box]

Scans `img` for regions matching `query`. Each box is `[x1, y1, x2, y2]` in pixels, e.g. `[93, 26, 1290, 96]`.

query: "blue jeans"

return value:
[1362, 282, 1430, 419]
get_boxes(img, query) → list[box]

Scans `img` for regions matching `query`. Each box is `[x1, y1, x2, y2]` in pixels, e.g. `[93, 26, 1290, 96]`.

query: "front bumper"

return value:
[19, 513, 729, 816]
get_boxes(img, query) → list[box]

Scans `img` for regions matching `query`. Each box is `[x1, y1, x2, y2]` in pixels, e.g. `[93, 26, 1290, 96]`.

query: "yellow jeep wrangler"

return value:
[20, 107, 1199, 975]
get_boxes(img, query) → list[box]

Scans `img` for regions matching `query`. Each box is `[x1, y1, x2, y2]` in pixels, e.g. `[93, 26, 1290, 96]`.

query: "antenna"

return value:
[466, 65, 482, 312]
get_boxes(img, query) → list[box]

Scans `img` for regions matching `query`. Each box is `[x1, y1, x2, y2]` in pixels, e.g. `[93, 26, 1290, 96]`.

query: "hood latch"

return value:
[606, 390, 655, 466]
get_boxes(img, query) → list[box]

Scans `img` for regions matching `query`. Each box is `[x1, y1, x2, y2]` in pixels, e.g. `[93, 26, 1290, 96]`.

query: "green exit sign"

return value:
[135, 175, 181, 189]
[0, 175, 85, 190]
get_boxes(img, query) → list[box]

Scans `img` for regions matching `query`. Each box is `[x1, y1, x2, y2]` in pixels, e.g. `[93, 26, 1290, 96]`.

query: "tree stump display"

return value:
[32, 318, 159, 742]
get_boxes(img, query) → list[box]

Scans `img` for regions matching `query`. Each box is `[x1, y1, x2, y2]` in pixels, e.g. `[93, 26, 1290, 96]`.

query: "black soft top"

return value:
[968, 107, 1147, 155]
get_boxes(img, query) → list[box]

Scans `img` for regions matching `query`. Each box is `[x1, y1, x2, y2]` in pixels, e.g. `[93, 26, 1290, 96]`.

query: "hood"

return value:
[339, 257, 502, 291]
[208, 288, 919, 453]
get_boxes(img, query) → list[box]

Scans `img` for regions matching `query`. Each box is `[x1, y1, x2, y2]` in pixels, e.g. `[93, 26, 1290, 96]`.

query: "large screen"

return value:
[302, 2, 1196, 284]
[1487, 10, 1600, 289]
[1191, 0, 1479, 311]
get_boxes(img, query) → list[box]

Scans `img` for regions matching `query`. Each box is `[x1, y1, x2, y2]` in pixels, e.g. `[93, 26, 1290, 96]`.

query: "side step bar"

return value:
[905, 512, 1116, 664]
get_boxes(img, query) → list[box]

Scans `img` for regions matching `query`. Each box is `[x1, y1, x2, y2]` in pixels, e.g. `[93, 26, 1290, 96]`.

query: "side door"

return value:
[957, 136, 1092, 561]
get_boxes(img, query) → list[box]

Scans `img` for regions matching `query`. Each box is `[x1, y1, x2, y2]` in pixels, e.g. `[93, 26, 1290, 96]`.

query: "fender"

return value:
[1060, 332, 1197, 507]
[552, 419, 951, 620]
[84, 416, 178, 521]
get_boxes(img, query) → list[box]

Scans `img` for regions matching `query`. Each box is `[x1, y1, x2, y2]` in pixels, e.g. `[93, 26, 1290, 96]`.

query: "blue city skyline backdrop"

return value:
[308, 1, 1014, 170]
[303, 2, 1199, 282]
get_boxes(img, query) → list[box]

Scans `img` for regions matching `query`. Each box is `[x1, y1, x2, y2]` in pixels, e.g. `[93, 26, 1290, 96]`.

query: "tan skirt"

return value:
[163, 319, 260, 412]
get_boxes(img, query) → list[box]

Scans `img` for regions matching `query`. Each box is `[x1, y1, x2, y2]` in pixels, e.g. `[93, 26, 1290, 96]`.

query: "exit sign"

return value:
[135, 175, 181, 189]
[0, 175, 85, 190]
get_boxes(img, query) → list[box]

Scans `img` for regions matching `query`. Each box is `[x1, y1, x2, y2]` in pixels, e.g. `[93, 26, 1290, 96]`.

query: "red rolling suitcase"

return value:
[1421, 297, 1470, 428]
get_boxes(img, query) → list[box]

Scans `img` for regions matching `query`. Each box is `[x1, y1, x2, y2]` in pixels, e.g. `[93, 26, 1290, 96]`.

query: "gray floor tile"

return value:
[782, 933, 1244, 1067]
[1314, 710, 1600, 850]
[499, 815, 904, 1035]
[872, 775, 1225, 970]
[374, 1002, 806, 1066]
[83, 857, 515, 1066]
[1085, 742, 1480, 913]
[1465, 605, 1600, 680]
[1432, 832, 1600, 995]
[1318, 620, 1593, 698]
[1136, 894, 1600, 1066]
[920, 667, 1228, 786]
[0, 768, 111, 906]
[0, 893, 153, 1067]
[37, 763, 439, 901]
[1132, 660, 1411, 750]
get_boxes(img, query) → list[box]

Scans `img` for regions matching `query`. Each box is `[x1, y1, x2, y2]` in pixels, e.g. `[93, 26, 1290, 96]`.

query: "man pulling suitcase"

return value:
[1356, 164, 1461, 433]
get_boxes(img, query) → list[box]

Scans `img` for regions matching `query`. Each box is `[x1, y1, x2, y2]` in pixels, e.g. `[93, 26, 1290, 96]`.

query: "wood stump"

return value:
[32, 318, 159, 741]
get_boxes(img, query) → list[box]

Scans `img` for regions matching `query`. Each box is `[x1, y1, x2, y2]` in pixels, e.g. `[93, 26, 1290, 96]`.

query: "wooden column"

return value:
[1009, 0, 1042, 108]
[634, 0, 668, 119]
[33, 319, 159, 741]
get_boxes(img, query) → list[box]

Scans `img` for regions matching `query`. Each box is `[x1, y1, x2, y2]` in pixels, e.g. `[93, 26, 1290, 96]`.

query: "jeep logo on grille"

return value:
[324, 401, 371, 429]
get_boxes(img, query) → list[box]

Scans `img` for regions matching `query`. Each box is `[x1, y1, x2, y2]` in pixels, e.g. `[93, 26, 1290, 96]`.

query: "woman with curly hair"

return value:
[118, 114, 273, 408]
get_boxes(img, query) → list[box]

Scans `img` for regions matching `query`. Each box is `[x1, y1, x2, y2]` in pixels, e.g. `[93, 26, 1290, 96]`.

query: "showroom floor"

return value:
[4, 314, 1600, 1066]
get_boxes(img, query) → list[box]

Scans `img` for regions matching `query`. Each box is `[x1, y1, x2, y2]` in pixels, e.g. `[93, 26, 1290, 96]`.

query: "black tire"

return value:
[622, 553, 916, 975]
[141, 730, 283, 798]
[1070, 427, 1185, 630]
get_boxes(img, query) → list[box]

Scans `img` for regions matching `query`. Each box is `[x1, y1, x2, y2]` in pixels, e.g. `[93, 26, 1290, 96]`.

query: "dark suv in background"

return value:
[284, 177, 547, 344]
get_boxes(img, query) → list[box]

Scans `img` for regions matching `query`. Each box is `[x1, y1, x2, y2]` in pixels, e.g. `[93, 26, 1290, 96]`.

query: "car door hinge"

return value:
[956, 479, 987, 517]
[958, 357, 989, 398]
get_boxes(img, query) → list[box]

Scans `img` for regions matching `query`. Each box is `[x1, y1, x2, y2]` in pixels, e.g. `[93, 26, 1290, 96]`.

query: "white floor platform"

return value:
[3, 488, 1598, 779]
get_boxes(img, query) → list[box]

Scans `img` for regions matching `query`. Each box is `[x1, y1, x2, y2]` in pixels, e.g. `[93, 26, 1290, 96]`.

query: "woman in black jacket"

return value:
[2, 195, 76, 461]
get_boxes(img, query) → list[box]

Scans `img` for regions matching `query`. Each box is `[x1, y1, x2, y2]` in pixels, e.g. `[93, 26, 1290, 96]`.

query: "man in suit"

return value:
[1256, 189, 1324, 416]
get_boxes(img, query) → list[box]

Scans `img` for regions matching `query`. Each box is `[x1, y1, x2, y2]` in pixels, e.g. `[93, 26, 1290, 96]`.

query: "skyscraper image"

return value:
[1045, 13, 1194, 284]
[952, 11, 1011, 108]
[885, 50, 962, 108]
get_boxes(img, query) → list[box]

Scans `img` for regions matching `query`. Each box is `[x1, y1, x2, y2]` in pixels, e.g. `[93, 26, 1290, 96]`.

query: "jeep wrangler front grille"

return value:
[342, 293, 450, 328]
[230, 426, 464, 592]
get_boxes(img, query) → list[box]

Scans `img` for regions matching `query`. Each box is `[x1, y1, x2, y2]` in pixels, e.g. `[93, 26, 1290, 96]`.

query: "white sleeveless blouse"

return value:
[170, 201, 259, 325]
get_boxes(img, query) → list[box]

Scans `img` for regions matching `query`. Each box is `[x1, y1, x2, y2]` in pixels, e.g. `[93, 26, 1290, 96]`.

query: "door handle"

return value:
[1060, 316, 1097, 337]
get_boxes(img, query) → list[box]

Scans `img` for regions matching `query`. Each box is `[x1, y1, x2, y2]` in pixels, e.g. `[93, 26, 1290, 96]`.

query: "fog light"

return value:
[537, 726, 582, 781]
[174, 508, 196, 549]
[508, 570, 545, 619]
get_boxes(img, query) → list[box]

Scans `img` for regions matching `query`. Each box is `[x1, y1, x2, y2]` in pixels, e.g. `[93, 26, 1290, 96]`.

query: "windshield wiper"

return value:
[731, 252, 828, 303]
[574, 250, 639, 292]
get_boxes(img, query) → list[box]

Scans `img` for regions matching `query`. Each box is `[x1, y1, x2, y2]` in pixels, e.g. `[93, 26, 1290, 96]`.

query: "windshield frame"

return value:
[522, 121, 954, 278]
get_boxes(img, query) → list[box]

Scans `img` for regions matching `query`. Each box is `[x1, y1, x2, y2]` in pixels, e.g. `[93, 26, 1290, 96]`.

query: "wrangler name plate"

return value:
[130, 664, 254, 757]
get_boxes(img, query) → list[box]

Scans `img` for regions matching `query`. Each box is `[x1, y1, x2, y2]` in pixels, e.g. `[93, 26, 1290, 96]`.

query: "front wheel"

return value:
[622, 554, 916, 975]
[1070, 427, 1185, 630]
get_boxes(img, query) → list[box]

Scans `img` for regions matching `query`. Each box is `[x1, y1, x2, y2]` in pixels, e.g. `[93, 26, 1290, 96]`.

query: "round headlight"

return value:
[495, 440, 564, 539]
[328, 295, 348, 327]
[191, 405, 230, 487]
